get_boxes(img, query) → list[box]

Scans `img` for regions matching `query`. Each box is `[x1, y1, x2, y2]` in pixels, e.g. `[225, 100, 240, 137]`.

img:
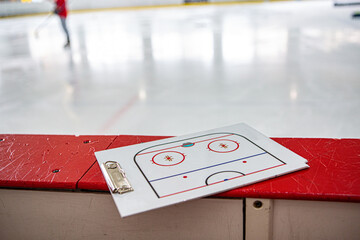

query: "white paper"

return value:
[95, 123, 309, 217]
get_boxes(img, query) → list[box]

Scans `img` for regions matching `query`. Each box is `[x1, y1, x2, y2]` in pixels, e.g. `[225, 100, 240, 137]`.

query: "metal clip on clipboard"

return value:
[102, 161, 133, 194]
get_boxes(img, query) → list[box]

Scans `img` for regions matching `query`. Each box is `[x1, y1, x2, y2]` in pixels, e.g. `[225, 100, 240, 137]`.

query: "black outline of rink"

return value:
[205, 171, 245, 185]
[133, 132, 286, 198]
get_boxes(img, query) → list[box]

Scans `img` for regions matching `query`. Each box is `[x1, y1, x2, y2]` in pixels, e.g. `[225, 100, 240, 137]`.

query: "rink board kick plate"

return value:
[95, 123, 309, 217]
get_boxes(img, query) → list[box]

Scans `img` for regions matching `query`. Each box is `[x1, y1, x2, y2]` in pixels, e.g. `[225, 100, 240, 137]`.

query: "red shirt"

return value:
[55, 0, 67, 18]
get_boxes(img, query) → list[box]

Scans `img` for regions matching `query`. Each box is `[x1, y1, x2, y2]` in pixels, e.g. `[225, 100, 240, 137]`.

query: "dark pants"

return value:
[60, 16, 70, 42]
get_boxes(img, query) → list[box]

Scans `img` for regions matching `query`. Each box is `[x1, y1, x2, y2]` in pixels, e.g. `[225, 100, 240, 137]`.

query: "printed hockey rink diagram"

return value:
[95, 123, 309, 217]
[134, 133, 286, 198]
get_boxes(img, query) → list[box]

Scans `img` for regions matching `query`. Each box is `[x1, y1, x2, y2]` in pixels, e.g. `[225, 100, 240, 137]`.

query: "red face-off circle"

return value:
[152, 151, 185, 166]
[208, 139, 239, 153]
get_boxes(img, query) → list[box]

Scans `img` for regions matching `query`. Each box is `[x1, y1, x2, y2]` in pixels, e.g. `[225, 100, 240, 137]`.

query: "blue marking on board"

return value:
[182, 142, 194, 147]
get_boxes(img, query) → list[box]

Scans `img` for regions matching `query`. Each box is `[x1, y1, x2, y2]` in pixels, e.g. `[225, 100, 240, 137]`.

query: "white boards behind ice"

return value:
[95, 123, 309, 217]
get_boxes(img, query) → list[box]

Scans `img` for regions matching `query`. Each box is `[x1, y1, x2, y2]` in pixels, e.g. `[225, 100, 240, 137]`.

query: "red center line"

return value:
[137, 134, 234, 156]
[97, 95, 139, 134]
[243, 163, 286, 177]
[159, 163, 286, 198]
[160, 185, 208, 198]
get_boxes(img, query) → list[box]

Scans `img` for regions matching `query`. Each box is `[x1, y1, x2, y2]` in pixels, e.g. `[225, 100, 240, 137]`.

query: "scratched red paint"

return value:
[1, 135, 359, 202]
[0, 135, 116, 189]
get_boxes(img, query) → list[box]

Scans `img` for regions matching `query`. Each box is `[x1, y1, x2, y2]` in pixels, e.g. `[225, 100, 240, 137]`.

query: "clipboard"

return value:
[95, 123, 309, 217]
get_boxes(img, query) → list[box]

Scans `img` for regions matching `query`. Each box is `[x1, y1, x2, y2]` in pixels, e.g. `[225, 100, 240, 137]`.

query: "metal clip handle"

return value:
[102, 161, 133, 194]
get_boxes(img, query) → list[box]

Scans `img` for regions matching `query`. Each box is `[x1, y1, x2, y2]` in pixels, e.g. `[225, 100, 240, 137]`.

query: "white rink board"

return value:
[95, 123, 309, 217]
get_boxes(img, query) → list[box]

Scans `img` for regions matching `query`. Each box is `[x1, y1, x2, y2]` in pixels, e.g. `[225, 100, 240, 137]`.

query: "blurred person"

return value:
[54, 0, 70, 48]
